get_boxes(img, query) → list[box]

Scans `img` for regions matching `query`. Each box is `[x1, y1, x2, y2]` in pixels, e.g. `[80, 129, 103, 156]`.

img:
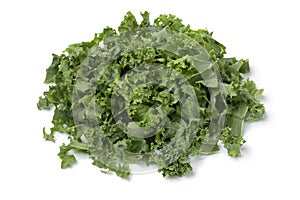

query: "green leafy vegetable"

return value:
[42, 127, 55, 142]
[37, 11, 265, 178]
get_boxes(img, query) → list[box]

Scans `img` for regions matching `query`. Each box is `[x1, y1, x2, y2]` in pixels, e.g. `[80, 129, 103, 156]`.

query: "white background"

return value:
[1, 0, 299, 199]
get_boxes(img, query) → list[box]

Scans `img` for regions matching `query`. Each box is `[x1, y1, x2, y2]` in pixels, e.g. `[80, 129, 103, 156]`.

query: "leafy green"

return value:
[42, 127, 55, 142]
[37, 11, 265, 178]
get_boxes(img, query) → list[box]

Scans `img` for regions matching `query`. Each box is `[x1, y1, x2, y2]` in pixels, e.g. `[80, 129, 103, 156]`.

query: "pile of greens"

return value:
[37, 11, 265, 178]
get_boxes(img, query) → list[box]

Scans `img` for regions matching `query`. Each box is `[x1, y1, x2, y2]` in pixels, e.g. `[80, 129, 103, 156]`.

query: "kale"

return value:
[37, 11, 265, 178]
